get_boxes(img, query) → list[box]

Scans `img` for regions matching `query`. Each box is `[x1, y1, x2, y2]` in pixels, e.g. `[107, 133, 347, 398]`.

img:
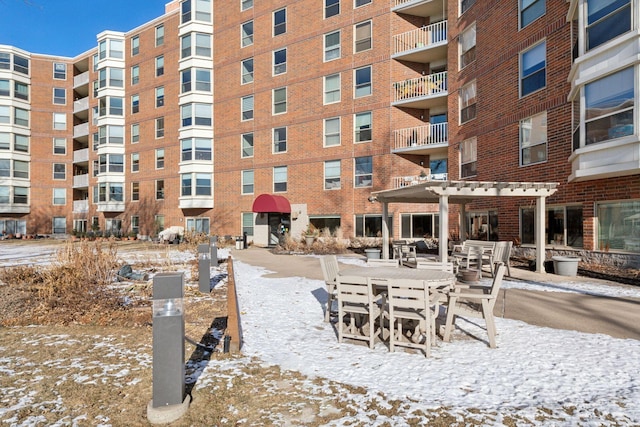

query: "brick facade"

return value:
[1, 0, 638, 257]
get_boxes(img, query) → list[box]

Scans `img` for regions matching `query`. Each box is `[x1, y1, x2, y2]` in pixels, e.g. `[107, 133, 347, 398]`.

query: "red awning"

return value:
[251, 194, 291, 213]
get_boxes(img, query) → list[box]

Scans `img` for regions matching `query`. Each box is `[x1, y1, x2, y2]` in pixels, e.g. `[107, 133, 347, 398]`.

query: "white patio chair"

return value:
[367, 258, 400, 267]
[453, 245, 484, 280]
[491, 241, 512, 276]
[336, 275, 382, 349]
[319, 255, 340, 322]
[415, 259, 455, 273]
[442, 262, 506, 348]
[386, 278, 435, 357]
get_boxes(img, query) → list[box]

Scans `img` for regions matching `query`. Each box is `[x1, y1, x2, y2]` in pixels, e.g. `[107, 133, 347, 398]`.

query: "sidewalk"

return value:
[231, 246, 640, 340]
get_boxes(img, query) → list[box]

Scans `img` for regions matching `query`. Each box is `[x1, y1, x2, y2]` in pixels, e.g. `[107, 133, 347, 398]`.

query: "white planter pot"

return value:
[552, 256, 580, 277]
[364, 248, 381, 260]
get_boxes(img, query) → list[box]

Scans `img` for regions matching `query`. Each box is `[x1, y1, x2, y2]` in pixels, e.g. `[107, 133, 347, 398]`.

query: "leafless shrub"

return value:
[0, 239, 146, 326]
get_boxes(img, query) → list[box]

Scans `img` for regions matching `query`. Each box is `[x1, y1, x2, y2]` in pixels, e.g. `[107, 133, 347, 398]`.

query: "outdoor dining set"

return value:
[319, 241, 510, 357]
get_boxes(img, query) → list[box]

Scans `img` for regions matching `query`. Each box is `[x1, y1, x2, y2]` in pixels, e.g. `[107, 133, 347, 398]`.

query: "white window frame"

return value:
[53, 62, 66, 80]
[241, 0, 253, 11]
[273, 87, 287, 115]
[324, 73, 341, 104]
[520, 0, 545, 29]
[354, 21, 372, 53]
[273, 48, 287, 75]
[325, 0, 339, 18]
[53, 87, 66, 104]
[156, 180, 165, 200]
[131, 123, 139, 143]
[241, 58, 254, 84]
[324, 117, 341, 147]
[459, 23, 476, 70]
[460, 137, 477, 178]
[273, 7, 286, 36]
[355, 111, 372, 143]
[242, 170, 254, 194]
[459, 81, 477, 124]
[53, 138, 66, 155]
[131, 153, 140, 172]
[520, 40, 546, 97]
[156, 55, 164, 77]
[354, 156, 372, 188]
[53, 188, 66, 205]
[242, 133, 254, 158]
[131, 65, 140, 85]
[241, 20, 254, 47]
[273, 127, 287, 153]
[520, 111, 548, 166]
[273, 166, 287, 192]
[155, 25, 165, 46]
[242, 95, 254, 121]
[354, 66, 372, 98]
[324, 159, 341, 190]
[53, 112, 66, 130]
[131, 35, 140, 56]
[324, 30, 341, 62]
[53, 163, 66, 180]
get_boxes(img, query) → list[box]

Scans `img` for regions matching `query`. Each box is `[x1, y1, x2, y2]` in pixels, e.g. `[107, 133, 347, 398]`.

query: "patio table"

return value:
[339, 266, 454, 288]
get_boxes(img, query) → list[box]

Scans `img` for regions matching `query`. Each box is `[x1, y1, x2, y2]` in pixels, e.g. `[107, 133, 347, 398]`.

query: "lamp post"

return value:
[198, 243, 211, 293]
[147, 272, 190, 424]
[210, 235, 218, 267]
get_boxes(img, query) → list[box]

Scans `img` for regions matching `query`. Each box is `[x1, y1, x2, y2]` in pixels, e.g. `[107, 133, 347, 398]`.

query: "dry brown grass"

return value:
[276, 227, 352, 254]
[0, 239, 148, 327]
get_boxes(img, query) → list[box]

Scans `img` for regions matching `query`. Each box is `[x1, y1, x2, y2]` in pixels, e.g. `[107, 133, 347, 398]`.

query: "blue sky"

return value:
[0, 0, 169, 57]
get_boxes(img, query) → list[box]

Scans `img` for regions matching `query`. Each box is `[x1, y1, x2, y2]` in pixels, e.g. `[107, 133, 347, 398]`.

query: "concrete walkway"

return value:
[231, 246, 640, 340]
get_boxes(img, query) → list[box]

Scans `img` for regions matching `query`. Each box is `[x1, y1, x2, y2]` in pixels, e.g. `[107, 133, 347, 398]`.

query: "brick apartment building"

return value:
[0, 0, 639, 260]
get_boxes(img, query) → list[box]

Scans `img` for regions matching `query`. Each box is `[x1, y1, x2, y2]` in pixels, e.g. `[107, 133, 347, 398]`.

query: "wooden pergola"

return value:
[370, 180, 558, 273]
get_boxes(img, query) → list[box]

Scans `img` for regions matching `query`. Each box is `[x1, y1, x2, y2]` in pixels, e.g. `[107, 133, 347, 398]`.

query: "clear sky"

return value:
[0, 0, 169, 57]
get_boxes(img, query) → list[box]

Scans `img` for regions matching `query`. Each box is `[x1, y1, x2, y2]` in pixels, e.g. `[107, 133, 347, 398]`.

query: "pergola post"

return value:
[535, 195, 546, 273]
[439, 195, 449, 263]
[382, 201, 390, 259]
[460, 202, 467, 241]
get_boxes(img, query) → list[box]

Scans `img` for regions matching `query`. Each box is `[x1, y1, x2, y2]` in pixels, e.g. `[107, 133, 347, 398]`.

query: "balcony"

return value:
[73, 173, 89, 188]
[73, 71, 89, 88]
[0, 203, 30, 214]
[392, 21, 447, 63]
[73, 122, 89, 139]
[392, 72, 447, 109]
[392, 172, 448, 189]
[179, 197, 214, 209]
[393, 123, 448, 156]
[392, 0, 446, 17]
[73, 97, 89, 114]
[97, 201, 125, 213]
[73, 148, 89, 163]
[73, 199, 89, 213]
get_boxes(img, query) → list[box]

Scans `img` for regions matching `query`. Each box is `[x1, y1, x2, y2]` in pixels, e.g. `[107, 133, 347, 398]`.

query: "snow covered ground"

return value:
[230, 255, 640, 425]
[2, 242, 640, 425]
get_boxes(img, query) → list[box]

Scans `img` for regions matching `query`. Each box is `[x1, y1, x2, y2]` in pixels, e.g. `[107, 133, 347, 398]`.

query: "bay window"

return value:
[587, 0, 630, 51]
[584, 67, 633, 145]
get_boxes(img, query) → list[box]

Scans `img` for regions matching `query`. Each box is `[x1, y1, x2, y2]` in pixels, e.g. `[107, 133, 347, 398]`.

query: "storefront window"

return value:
[355, 215, 392, 237]
[309, 216, 341, 235]
[401, 214, 439, 239]
[597, 200, 640, 252]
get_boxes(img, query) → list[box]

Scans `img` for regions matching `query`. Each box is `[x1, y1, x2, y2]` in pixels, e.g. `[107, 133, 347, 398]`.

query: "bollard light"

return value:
[198, 244, 211, 293]
[147, 272, 190, 424]
[210, 235, 218, 267]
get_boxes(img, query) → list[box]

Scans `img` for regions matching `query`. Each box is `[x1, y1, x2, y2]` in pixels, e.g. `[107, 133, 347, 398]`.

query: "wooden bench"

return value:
[452, 240, 512, 276]
[452, 240, 496, 254]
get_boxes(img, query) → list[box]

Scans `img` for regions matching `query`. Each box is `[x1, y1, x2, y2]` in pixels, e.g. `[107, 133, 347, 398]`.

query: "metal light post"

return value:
[210, 235, 218, 267]
[198, 243, 211, 293]
[147, 272, 190, 424]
